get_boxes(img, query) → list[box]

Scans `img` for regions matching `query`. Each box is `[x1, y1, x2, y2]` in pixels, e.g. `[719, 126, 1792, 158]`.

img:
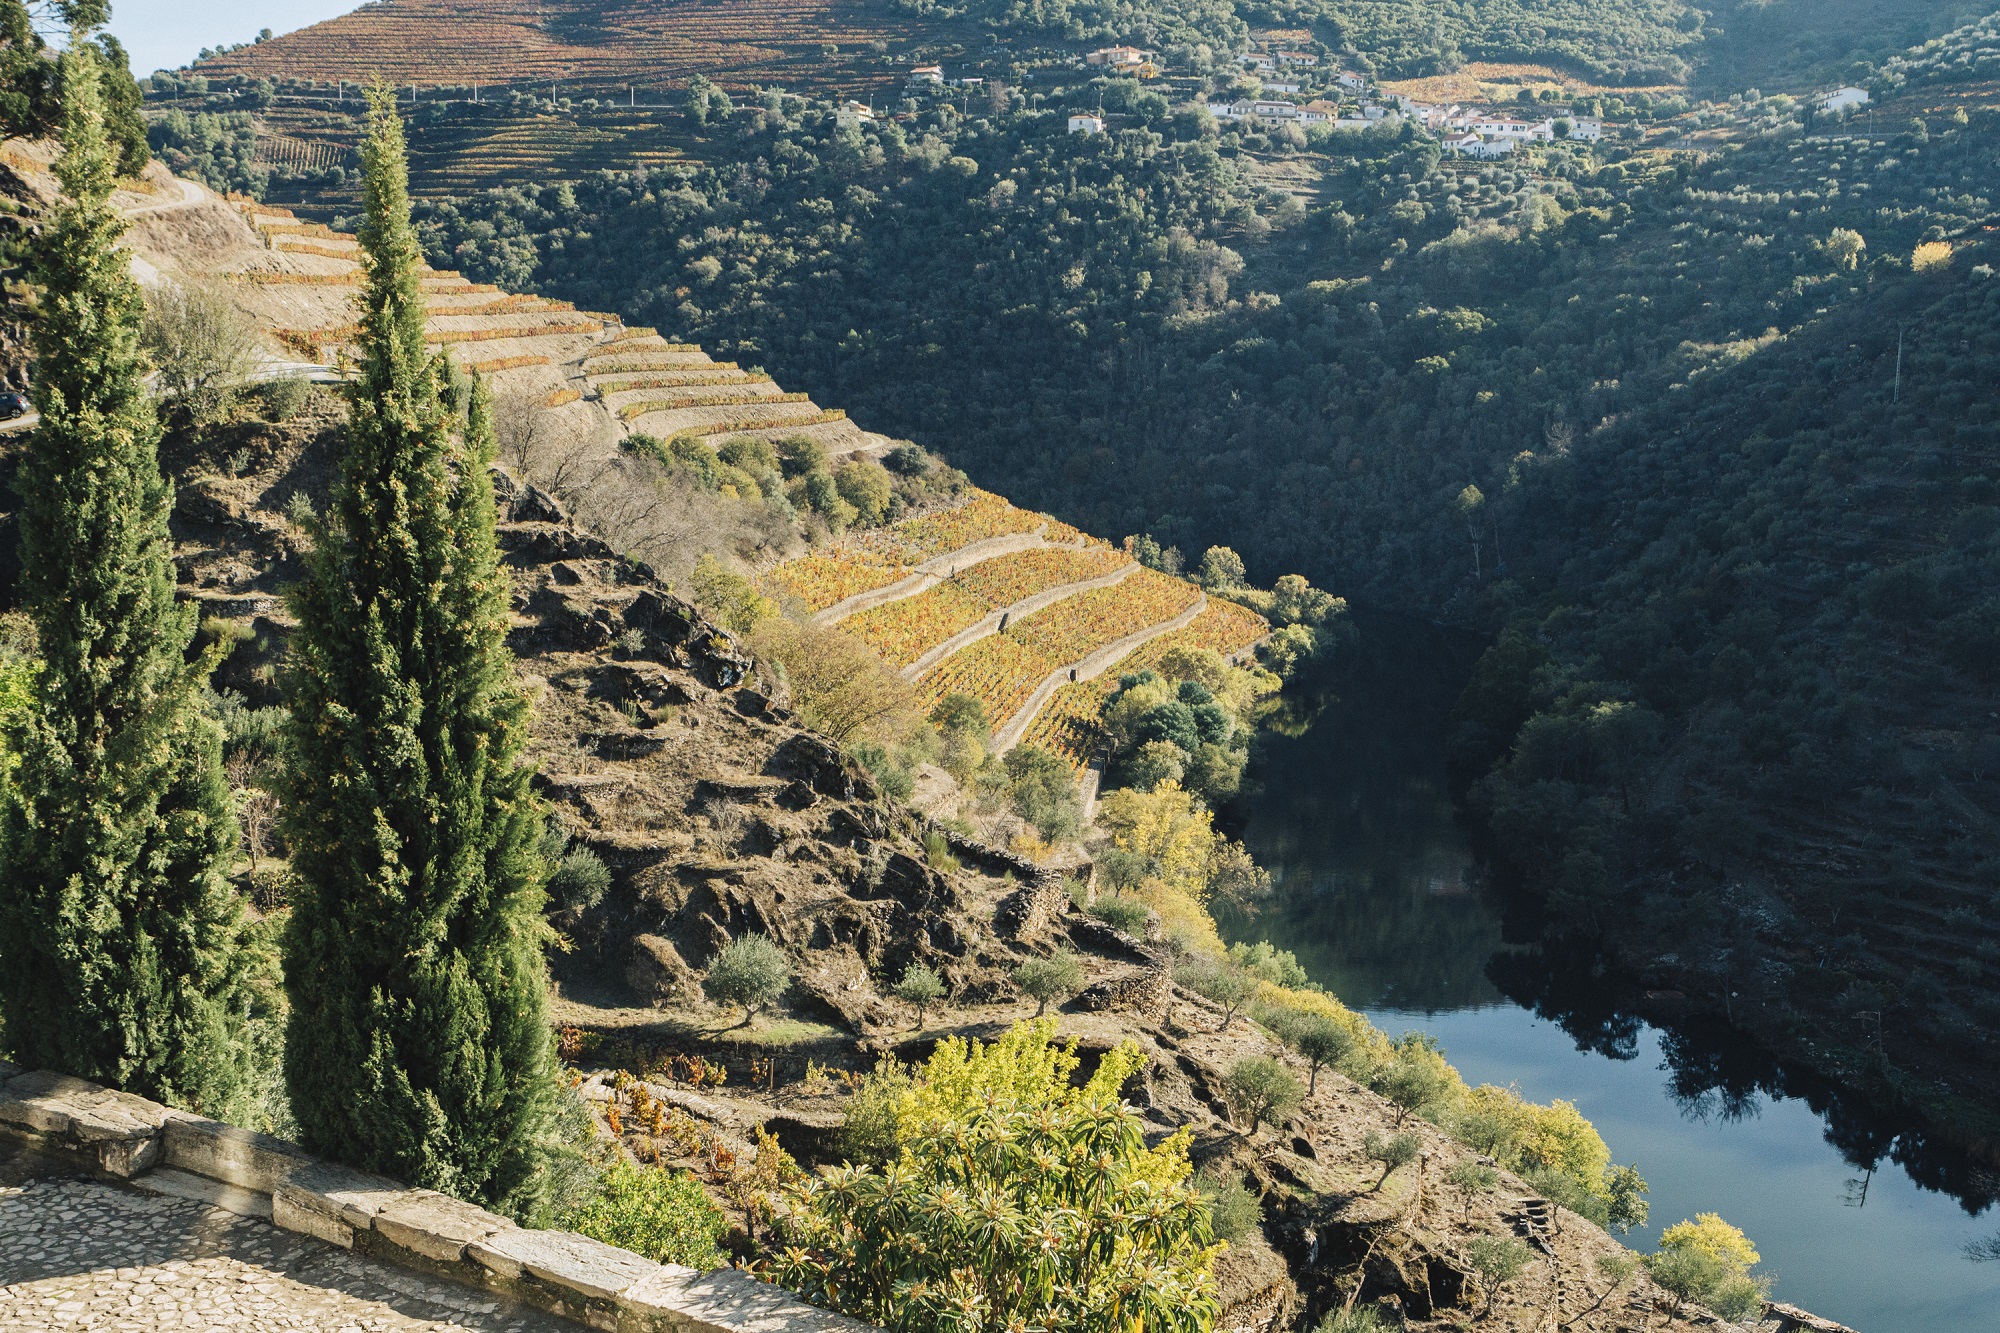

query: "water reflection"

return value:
[1219, 610, 2000, 1330]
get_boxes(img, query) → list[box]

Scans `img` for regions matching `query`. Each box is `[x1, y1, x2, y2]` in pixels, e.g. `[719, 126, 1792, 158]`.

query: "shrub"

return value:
[702, 934, 791, 1023]
[559, 1160, 726, 1267]
[1198, 1170, 1263, 1242]
[892, 961, 946, 1027]
[1222, 1056, 1303, 1134]
[1646, 1214, 1768, 1321]
[776, 1022, 1218, 1333]
[1467, 1236, 1532, 1311]
[1446, 1160, 1499, 1218]
[1362, 1129, 1421, 1187]
[1087, 893, 1150, 935]
[1177, 957, 1256, 1029]
[548, 845, 611, 916]
[1012, 950, 1084, 1016]
[1315, 1307, 1392, 1333]
[922, 829, 960, 873]
[1003, 744, 1082, 843]
[1378, 1035, 1455, 1124]
[1275, 1011, 1354, 1093]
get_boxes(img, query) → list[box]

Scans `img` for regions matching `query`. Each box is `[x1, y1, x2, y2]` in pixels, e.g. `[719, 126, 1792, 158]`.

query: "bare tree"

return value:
[142, 278, 258, 429]
[748, 617, 919, 745]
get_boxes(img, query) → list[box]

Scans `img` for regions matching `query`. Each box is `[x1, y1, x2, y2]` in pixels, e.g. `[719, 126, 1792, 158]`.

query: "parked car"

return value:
[0, 391, 26, 420]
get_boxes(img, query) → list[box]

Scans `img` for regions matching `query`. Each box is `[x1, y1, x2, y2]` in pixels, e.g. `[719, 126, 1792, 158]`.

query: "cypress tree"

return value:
[0, 35, 251, 1114]
[281, 87, 555, 1211]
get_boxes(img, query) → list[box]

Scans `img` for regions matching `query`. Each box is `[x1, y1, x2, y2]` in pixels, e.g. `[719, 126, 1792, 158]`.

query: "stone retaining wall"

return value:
[0, 1060, 870, 1333]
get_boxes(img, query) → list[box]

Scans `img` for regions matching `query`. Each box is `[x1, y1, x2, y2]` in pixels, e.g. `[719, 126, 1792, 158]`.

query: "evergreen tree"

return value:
[0, 34, 251, 1114]
[281, 86, 555, 1211]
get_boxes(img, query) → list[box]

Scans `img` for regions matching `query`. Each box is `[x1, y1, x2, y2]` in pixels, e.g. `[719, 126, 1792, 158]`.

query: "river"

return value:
[1215, 611, 2000, 1333]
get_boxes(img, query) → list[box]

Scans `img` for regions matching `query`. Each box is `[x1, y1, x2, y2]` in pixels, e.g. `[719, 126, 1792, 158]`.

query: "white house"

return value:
[1239, 53, 1277, 72]
[1821, 86, 1870, 114]
[835, 100, 875, 129]
[908, 64, 943, 85]
[949, 75, 984, 87]
[1276, 50, 1319, 66]
[1559, 116, 1603, 141]
[1067, 113, 1105, 135]
[1207, 98, 1307, 123]
[1470, 116, 1551, 141]
[1445, 132, 1515, 159]
[1334, 71, 1366, 92]
[1086, 45, 1151, 67]
[1262, 78, 1302, 93]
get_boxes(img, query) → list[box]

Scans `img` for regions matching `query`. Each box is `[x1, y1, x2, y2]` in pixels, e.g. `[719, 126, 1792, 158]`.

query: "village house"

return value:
[1239, 53, 1277, 72]
[835, 100, 875, 129]
[1335, 71, 1366, 92]
[1820, 86, 1871, 114]
[908, 64, 943, 85]
[1445, 131, 1516, 158]
[1207, 98, 1308, 123]
[1262, 78, 1303, 93]
[1561, 116, 1604, 141]
[1086, 45, 1151, 67]
[1276, 50, 1320, 66]
[1067, 113, 1105, 135]
[949, 75, 984, 87]
[1469, 115, 1552, 141]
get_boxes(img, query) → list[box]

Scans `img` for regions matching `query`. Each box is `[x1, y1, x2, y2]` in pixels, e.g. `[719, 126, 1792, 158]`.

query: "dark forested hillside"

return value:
[1471, 250, 2000, 1131]
[414, 87, 1996, 608]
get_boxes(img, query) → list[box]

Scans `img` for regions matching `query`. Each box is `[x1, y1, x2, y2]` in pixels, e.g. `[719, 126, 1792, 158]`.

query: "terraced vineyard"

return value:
[950, 546, 1129, 607]
[844, 580, 990, 667]
[196, 0, 924, 98]
[760, 550, 909, 613]
[848, 490, 1043, 564]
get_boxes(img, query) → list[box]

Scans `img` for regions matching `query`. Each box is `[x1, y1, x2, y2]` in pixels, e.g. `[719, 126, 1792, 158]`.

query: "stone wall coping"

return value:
[0, 1064, 877, 1333]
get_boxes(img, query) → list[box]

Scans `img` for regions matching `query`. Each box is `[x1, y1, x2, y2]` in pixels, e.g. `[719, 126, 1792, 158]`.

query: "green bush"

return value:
[891, 961, 946, 1026]
[1198, 1170, 1263, 1242]
[777, 1024, 1218, 1333]
[558, 1160, 726, 1267]
[1222, 1056, 1303, 1134]
[1362, 1129, 1421, 1187]
[1086, 893, 1150, 935]
[548, 846, 611, 915]
[1012, 950, 1084, 1016]
[703, 934, 791, 1022]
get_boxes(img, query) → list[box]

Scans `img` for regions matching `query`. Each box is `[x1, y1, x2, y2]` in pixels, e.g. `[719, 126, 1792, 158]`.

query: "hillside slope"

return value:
[0, 146, 1769, 1333]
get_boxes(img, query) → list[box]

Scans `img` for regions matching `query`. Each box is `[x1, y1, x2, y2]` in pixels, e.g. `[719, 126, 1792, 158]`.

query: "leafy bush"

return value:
[1198, 1170, 1262, 1243]
[702, 934, 790, 1022]
[1315, 1306, 1392, 1333]
[1086, 893, 1150, 935]
[1222, 1056, 1303, 1134]
[558, 1159, 726, 1267]
[1467, 1236, 1532, 1312]
[1362, 1129, 1421, 1186]
[1012, 949, 1083, 1016]
[1646, 1214, 1768, 1322]
[548, 845, 611, 916]
[776, 1021, 1218, 1333]
[1176, 957, 1256, 1029]
[891, 961, 946, 1026]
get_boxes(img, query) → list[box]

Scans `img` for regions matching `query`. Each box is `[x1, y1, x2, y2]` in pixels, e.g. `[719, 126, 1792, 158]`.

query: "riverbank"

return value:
[1217, 609, 2000, 1331]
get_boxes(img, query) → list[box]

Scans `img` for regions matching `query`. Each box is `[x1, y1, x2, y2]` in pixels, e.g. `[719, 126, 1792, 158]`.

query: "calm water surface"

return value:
[1218, 613, 2000, 1333]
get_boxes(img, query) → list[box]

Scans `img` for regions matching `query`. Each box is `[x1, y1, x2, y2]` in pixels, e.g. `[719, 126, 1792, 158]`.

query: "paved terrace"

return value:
[0, 1141, 571, 1332]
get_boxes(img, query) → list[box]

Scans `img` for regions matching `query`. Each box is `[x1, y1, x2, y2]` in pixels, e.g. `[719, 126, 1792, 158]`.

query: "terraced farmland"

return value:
[849, 490, 1044, 564]
[844, 580, 991, 667]
[760, 550, 909, 613]
[196, 0, 924, 98]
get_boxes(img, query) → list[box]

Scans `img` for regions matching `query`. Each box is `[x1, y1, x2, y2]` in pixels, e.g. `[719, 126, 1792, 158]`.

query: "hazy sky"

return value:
[105, 1, 358, 77]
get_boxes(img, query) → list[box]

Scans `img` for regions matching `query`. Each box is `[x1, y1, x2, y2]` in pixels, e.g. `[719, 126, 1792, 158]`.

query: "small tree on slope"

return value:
[0, 33, 252, 1116]
[280, 86, 555, 1213]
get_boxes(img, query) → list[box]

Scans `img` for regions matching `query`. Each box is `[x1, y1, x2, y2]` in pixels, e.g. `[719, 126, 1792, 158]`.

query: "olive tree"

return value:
[703, 934, 791, 1024]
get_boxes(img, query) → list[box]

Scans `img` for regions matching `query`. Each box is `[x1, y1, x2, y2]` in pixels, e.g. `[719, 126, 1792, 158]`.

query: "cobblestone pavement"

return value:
[0, 1147, 575, 1332]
